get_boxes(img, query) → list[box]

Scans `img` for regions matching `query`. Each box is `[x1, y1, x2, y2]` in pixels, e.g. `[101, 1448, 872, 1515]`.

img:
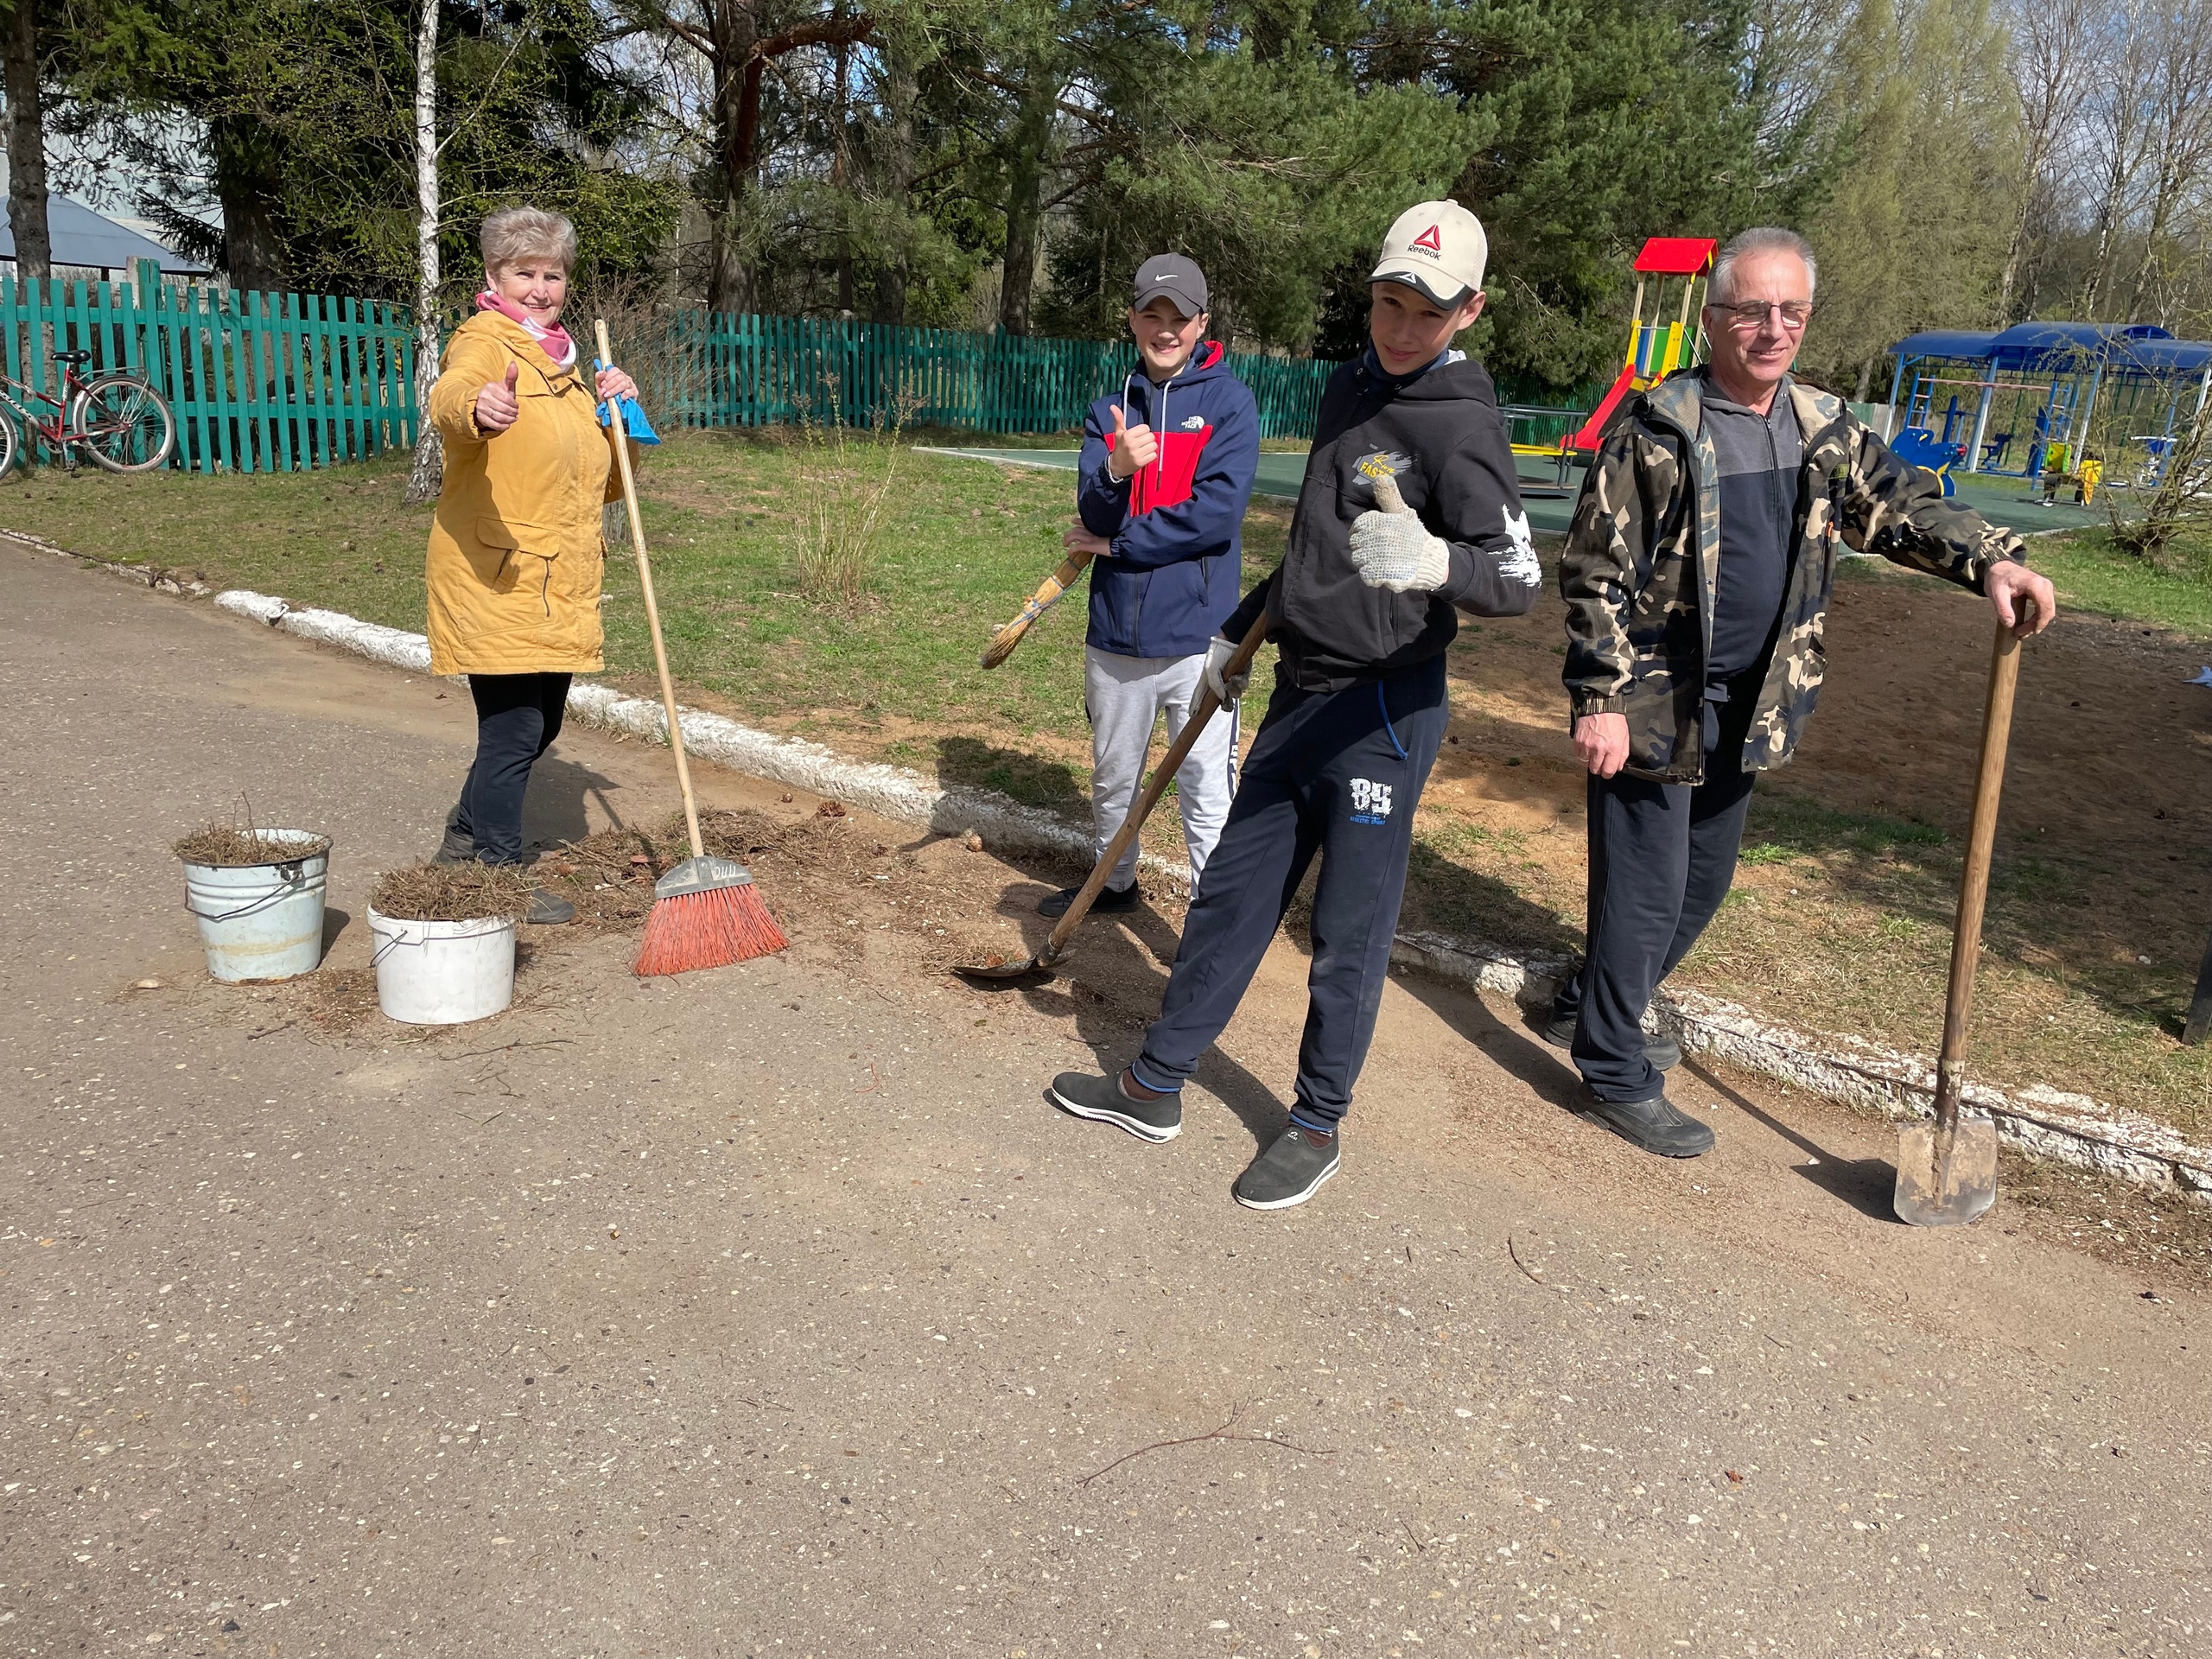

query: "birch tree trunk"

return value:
[404, 0, 444, 505]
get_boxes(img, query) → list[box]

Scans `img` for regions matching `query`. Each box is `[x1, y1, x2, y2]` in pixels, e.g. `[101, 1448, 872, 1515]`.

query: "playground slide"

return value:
[1567, 365, 1638, 453]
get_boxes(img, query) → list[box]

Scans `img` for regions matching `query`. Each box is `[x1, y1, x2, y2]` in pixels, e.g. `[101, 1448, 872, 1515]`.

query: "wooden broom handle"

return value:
[1932, 622, 2021, 1128]
[594, 320, 704, 862]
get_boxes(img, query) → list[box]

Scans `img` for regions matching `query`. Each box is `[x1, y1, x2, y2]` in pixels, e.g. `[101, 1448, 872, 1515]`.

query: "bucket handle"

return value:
[369, 917, 515, 966]
[187, 860, 314, 925]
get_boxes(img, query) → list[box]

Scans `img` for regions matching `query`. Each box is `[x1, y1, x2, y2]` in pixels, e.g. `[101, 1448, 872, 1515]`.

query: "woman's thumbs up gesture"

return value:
[475, 361, 522, 435]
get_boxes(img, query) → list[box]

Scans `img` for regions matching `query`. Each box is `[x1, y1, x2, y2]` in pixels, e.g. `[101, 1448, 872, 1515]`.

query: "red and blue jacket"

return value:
[1075, 341, 1259, 659]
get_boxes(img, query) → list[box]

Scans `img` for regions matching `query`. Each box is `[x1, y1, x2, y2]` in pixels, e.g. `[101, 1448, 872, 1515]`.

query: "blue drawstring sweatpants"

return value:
[1132, 655, 1448, 1130]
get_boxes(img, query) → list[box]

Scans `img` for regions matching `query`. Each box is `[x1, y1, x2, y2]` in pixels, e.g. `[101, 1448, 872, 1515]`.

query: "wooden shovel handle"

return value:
[982, 546, 1095, 669]
[1932, 622, 2022, 1127]
[594, 318, 703, 863]
[1038, 609, 1270, 961]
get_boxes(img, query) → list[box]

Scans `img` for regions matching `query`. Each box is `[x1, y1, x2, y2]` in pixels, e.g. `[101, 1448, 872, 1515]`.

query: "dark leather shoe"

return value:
[1574, 1090, 1713, 1158]
[1542, 1010, 1680, 1071]
[434, 825, 477, 866]
[1038, 880, 1141, 918]
[525, 888, 577, 925]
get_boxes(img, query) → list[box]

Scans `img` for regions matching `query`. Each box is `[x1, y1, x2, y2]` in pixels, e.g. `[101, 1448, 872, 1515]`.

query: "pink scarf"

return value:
[474, 291, 577, 370]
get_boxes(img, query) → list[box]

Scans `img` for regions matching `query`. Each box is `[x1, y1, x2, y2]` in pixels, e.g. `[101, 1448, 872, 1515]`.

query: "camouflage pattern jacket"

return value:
[1559, 372, 2028, 785]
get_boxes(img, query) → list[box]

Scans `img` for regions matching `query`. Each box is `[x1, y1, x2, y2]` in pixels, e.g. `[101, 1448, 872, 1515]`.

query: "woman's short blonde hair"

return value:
[480, 206, 577, 276]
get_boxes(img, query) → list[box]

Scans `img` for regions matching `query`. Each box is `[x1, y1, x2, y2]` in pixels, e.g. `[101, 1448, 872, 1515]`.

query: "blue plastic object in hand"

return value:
[593, 359, 661, 445]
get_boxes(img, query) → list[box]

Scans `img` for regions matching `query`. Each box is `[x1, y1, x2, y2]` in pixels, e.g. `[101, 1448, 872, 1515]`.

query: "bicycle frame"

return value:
[0, 359, 103, 448]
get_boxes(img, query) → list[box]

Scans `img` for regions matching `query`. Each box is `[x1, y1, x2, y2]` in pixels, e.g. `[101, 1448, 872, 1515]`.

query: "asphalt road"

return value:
[3, 541, 2205, 1658]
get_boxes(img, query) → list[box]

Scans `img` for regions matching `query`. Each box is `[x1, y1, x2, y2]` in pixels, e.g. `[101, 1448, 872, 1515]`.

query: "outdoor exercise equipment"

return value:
[1893, 622, 2024, 1228]
[1887, 322, 2212, 486]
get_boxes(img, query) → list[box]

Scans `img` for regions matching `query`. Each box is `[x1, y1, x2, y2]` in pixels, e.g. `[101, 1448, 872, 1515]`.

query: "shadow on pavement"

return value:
[1683, 1058, 1901, 1224]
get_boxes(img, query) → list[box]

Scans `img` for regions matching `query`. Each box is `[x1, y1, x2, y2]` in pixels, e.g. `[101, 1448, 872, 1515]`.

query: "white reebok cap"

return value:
[1370, 200, 1488, 307]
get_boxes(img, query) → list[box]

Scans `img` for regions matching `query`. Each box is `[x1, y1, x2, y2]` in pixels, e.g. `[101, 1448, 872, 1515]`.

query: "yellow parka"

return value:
[424, 310, 632, 676]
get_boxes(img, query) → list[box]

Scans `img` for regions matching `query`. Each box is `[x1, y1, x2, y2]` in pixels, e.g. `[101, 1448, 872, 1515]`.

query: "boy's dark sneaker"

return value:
[1541, 1011, 1680, 1071]
[1233, 1126, 1341, 1211]
[1573, 1090, 1713, 1158]
[1049, 1071, 1182, 1143]
[1038, 880, 1141, 918]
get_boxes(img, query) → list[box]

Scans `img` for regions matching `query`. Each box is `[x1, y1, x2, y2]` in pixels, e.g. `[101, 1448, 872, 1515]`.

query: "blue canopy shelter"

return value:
[1888, 321, 2212, 480]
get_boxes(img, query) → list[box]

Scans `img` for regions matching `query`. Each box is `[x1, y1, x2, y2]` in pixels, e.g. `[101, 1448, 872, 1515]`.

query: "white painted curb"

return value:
[1393, 932, 2211, 1200]
[22, 526, 2207, 1207]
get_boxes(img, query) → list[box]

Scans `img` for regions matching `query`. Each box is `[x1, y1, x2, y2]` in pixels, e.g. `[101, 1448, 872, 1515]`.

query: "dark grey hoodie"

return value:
[1226, 350, 1541, 692]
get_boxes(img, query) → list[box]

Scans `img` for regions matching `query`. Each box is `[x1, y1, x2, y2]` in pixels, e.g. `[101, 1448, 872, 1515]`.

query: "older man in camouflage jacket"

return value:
[1550, 226, 2056, 1158]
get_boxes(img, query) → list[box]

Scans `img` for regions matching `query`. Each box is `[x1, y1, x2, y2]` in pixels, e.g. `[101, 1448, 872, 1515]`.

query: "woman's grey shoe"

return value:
[1049, 1071, 1182, 1142]
[1574, 1090, 1713, 1158]
[525, 888, 577, 926]
[434, 825, 478, 866]
[1542, 1011, 1680, 1071]
[1233, 1127, 1341, 1211]
[1038, 880, 1141, 919]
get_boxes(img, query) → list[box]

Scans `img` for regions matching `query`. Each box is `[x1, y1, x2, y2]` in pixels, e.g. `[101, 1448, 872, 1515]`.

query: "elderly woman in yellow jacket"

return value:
[425, 205, 639, 924]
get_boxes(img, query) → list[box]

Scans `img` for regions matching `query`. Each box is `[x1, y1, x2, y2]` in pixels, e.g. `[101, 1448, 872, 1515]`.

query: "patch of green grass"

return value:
[1995, 527, 2212, 639]
[1, 448, 433, 632]
[1743, 790, 1948, 860]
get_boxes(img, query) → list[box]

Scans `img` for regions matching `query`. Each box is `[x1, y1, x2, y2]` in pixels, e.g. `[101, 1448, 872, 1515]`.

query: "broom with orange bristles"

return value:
[595, 320, 788, 976]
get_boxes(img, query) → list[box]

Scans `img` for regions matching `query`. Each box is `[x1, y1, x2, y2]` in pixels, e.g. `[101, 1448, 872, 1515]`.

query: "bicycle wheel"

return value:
[68, 375, 176, 474]
[0, 408, 19, 478]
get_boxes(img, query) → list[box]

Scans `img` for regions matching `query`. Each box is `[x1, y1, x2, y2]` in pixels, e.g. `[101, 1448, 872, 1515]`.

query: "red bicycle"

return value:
[0, 348, 176, 474]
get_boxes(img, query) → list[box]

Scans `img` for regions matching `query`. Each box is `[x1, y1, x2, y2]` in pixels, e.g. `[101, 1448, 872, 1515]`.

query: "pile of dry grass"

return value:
[369, 861, 536, 923]
[174, 824, 331, 867]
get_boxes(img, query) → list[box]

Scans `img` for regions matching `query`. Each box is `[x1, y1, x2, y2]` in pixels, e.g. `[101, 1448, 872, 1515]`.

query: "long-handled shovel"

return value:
[982, 546, 1096, 670]
[1893, 622, 2022, 1227]
[955, 610, 1269, 983]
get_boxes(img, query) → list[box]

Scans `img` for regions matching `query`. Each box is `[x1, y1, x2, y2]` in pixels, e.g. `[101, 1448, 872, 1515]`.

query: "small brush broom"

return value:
[595, 319, 788, 976]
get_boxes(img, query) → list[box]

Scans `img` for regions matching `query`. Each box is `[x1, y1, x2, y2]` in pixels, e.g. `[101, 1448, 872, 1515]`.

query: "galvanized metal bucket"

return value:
[181, 831, 330, 982]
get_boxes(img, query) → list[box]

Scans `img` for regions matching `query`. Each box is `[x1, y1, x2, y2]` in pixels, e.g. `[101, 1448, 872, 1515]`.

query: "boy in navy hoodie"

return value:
[1048, 202, 1541, 1211]
[1039, 255, 1260, 917]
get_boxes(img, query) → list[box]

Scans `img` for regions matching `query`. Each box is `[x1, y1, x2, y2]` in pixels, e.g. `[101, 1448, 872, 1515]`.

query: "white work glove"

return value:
[1202, 634, 1249, 704]
[1348, 474, 1449, 593]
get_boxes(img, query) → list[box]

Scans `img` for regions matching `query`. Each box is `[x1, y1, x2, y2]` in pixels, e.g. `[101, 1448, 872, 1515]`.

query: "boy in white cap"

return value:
[1047, 201, 1542, 1210]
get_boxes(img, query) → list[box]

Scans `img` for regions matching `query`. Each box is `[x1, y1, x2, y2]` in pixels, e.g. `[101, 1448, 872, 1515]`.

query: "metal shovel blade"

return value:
[1892, 1116, 1999, 1227]
[951, 951, 1057, 985]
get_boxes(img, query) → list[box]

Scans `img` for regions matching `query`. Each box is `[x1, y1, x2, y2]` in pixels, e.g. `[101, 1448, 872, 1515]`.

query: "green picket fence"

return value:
[0, 266, 1339, 474]
[0, 261, 416, 474]
[631, 308, 1338, 439]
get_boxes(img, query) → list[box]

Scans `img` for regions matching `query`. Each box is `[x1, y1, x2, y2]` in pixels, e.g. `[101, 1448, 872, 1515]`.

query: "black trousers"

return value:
[451, 672, 571, 866]
[1134, 655, 1448, 1130]
[1552, 677, 1759, 1102]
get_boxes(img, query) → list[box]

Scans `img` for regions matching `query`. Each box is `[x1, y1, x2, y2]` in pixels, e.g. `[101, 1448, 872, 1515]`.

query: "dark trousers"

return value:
[1553, 680, 1759, 1102]
[1134, 656, 1448, 1130]
[451, 672, 571, 866]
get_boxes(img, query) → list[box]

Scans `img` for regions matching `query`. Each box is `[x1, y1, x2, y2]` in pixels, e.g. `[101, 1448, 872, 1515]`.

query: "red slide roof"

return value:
[1633, 237, 1718, 276]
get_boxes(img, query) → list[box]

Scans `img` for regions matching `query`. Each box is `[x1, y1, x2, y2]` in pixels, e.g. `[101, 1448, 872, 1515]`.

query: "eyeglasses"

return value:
[1709, 300, 1813, 331]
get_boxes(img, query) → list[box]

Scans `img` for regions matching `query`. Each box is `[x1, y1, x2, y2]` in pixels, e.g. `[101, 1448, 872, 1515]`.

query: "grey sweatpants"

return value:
[1084, 645, 1240, 891]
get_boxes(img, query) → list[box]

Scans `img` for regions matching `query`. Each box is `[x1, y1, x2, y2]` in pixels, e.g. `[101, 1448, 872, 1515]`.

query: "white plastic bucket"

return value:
[181, 831, 329, 982]
[367, 906, 516, 1025]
